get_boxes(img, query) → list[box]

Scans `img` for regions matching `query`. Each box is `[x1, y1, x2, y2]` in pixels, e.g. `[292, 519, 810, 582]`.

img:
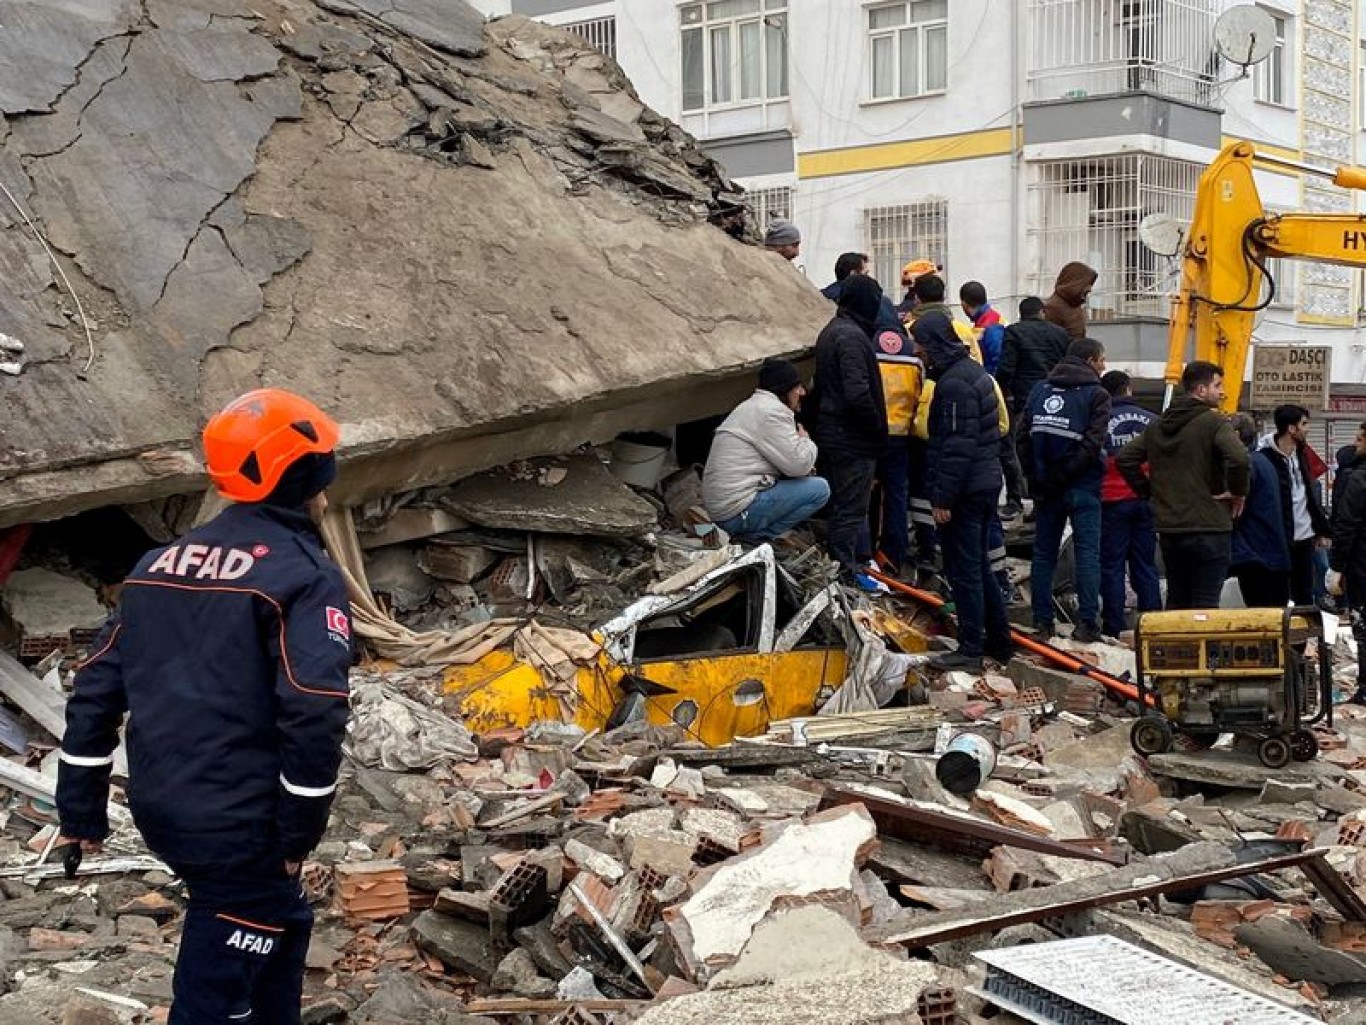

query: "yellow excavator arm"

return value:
[1165, 141, 1366, 412]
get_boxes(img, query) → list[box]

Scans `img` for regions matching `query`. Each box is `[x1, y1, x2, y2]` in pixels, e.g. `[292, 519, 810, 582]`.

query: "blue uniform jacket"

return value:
[1231, 449, 1291, 571]
[56, 503, 353, 872]
[1019, 356, 1109, 497]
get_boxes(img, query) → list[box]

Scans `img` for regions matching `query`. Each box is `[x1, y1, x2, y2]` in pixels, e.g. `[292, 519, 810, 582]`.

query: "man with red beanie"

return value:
[57, 388, 352, 1025]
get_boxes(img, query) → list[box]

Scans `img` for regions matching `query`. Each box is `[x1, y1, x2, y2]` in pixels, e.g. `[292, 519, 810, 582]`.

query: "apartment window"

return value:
[1360, 41, 1366, 130]
[868, 0, 947, 100]
[681, 1, 788, 113]
[1252, 11, 1289, 106]
[746, 186, 793, 230]
[864, 200, 948, 293]
[564, 16, 616, 60]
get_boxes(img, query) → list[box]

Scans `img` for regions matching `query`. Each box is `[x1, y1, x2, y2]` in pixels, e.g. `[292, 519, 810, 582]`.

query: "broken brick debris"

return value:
[334, 860, 411, 921]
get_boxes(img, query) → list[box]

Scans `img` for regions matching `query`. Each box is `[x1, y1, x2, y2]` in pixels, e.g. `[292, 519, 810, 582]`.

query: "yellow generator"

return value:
[1129, 608, 1331, 769]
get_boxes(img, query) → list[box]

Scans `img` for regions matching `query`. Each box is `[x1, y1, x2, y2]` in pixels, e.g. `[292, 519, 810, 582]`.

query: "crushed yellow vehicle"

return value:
[445, 546, 925, 746]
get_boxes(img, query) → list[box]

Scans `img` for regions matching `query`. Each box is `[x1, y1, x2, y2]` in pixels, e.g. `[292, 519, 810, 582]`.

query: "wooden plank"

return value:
[0, 652, 127, 775]
[823, 783, 1126, 866]
[871, 846, 1328, 950]
[0, 651, 66, 739]
[481, 792, 563, 829]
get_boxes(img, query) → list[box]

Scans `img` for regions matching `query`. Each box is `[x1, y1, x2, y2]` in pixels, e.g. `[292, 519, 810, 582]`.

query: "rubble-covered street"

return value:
[3, 446, 1366, 1024]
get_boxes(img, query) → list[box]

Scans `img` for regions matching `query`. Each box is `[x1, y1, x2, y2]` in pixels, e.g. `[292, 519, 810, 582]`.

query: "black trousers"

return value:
[1289, 538, 1318, 607]
[1001, 412, 1027, 504]
[825, 455, 877, 577]
[1348, 579, 1366, 698]
[169, 865, 314, 1025]
[1160, 532, 1231, 610]
[1232, 562, 1290, 608]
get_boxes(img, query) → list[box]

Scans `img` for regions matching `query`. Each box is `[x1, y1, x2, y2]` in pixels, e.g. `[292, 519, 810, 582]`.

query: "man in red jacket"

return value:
[1099, 371, 1161, 636]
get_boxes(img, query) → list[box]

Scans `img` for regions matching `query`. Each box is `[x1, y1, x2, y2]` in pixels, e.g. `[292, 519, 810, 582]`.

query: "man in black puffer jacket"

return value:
[808, 274, 888, 582]
[913, 311, 1012, 671]
[1328, 423, 1366, 703]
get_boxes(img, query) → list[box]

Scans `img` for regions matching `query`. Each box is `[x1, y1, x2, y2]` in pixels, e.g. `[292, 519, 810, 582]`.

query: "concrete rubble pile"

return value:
[3, 457, 1366, 1023]
[0, 0, 831, 529]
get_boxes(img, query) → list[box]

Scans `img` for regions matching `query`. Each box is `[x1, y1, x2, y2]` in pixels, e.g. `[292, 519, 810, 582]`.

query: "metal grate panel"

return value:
[864, 199, 948, 295]
[1027, 153, 1199, 319]
[973, 935, 1319, 1025]
[747, 185, 793, 229]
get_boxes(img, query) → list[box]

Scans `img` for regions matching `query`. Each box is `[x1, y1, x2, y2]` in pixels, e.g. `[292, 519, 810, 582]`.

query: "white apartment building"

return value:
[473, 0, 1366, 444]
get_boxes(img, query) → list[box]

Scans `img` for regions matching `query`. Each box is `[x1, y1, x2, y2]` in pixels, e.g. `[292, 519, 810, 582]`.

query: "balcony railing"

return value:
[1027, 0, 1219, 106]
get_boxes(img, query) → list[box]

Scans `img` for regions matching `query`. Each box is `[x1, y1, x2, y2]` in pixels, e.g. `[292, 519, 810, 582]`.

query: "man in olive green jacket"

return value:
[1116, 361, 1250, 610]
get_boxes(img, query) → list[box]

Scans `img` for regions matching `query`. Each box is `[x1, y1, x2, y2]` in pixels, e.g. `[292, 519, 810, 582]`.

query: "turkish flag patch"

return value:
[325, 606, 350, 641]
[877, 331, 904, 354]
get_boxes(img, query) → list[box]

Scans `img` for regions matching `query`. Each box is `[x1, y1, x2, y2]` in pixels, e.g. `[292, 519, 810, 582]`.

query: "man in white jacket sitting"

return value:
[702, 359, 830, 541]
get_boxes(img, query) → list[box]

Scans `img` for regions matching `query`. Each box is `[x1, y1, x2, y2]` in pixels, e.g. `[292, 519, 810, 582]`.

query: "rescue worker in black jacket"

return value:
[1327, 422, 1366, 703]
[58, 389, 352, 1025]
[1017, 339, 1110, 642]
[994, 296, 1070, 513]
[913, 311, 1012, 671]
[808, 273, 889, 583]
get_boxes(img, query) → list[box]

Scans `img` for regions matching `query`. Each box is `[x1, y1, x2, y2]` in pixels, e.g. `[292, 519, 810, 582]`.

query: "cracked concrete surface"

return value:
[0, 0, 832, 528]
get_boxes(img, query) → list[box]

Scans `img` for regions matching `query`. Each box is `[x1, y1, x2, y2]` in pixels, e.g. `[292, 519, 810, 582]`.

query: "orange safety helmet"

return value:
[203, 389, 340, 503]
[901, 258, 941, 284]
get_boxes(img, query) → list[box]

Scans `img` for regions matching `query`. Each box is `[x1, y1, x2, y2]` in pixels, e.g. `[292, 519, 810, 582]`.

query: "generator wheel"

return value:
[1258, 735, 1292, 770]
[1131, 717, 1174, 757]
[1290, 728, 1319, 762]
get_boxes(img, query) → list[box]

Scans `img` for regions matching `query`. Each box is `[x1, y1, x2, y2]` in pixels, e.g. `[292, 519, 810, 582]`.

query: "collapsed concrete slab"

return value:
[666, 804, 878, 979]
[0, 0, 832, 528]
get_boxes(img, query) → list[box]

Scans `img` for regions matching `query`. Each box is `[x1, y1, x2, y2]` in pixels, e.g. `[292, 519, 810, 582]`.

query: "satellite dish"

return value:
[1139, 213, 1186, 258]
[1214, 5, 1278, 68]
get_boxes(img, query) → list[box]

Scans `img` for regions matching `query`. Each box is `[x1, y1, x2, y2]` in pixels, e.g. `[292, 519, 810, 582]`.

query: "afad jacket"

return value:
[967, 304, 1005, 376]
[56, 503, 353, 874]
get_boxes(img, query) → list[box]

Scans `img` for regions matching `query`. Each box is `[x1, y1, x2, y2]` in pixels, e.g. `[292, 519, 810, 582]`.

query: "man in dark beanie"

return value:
[58, 389, 352, 1025]
[703, 358, 829, 541]
[807, 274, 888, 584]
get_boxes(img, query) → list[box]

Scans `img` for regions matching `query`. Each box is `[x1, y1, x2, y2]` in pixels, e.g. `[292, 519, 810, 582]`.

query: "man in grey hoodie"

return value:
[702, 359, 830, 541]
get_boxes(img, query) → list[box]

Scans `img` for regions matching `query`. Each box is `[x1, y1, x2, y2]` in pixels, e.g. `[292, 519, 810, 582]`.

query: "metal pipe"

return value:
[866, 569, 1148, 704]
[1252, 151, 1366, 192]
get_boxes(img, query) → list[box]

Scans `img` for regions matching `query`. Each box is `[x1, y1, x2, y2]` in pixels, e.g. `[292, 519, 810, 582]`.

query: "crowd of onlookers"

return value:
[695, 220, 1366, 697]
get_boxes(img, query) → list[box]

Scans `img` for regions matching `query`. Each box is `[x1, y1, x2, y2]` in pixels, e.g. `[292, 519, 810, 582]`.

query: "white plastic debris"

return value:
[345, 682, 478, 770]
